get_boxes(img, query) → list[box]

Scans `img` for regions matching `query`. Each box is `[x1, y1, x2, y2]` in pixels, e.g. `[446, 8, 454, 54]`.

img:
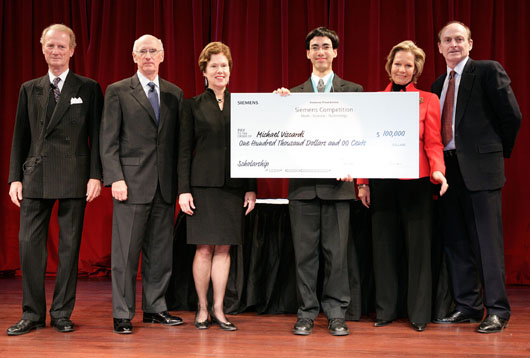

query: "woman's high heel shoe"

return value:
[194, 306, 210, 330]
[210, 310, 237, 331]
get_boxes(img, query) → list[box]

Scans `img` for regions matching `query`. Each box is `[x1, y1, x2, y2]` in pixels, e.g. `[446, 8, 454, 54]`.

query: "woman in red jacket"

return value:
[357, 40, 448, 331]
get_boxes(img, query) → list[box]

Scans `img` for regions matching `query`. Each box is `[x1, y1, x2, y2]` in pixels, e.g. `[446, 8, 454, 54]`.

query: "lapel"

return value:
[158, 78, 168, 133]
[455, 59, 475, 130]
[432, 75, 445, 96]
[46, 71, 82, 135]
[300, 78, 314, 93]
[331, 74, 344, 92]
[130, 74, 157, 125]
[35, 75, 50, 124]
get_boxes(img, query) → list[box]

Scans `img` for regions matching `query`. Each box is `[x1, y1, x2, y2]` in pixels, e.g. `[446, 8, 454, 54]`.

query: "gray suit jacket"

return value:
[288, 75, 363, 200]
[100, 74, 183, 204]
[8, 71, 103, 198]
[431, 59, 521, 191]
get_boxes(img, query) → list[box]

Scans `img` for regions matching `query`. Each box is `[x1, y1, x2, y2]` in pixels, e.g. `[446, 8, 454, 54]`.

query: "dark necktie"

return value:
[53, 77, 61, 103]
[147, 82, 160, 124]
[317, 79, 325, 92]
[441, 70, 455, 146]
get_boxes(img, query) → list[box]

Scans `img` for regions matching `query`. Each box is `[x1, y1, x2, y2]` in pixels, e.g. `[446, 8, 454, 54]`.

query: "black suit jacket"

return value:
[432, 59, 521, 191]
[288, 75, 363, 200]
[8, 71, 103, 198]
[100, 74, 183, 204]
[178, 89, 256, 194]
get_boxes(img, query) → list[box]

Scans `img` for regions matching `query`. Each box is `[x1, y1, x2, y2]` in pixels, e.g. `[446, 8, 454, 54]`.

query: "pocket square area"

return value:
[70, 97, 83, 104]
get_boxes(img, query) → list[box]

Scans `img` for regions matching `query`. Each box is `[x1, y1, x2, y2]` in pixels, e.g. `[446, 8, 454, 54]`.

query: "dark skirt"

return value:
[186, 187, 245, 245]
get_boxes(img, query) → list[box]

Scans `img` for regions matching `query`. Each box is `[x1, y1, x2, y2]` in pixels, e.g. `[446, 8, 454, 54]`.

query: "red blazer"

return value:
[358, 82, 445, 185]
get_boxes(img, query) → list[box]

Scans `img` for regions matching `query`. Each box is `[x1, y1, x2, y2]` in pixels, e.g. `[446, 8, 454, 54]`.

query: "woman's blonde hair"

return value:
[385, 40, 425, 83]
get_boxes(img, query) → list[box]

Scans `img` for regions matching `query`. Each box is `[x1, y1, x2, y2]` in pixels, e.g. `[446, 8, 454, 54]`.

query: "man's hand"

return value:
[273, 87, 291, 96]
[337, 174, 354, 182]
[9, 181, 23, 207]
[86, 179, 102, 202]
[112, 180, 128, 201]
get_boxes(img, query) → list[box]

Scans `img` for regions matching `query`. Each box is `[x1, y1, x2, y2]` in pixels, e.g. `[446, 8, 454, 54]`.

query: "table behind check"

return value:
[166, 200, 453, 320]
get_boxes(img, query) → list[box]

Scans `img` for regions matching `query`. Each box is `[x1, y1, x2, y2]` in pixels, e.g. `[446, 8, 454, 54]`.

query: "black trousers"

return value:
[19, 197, 86, 322]
[440, 154, 509, 319]
[289, 198, 350, 320]
[111, 187, 175, 319]
[370, 178, 433, 324]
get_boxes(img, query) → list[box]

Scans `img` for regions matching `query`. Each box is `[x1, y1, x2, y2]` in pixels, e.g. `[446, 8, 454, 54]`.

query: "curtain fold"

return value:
[0, 0, 528, 285]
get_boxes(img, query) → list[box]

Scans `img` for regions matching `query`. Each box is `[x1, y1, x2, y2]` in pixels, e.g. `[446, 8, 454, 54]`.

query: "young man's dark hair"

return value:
[305, 27, 340, 50]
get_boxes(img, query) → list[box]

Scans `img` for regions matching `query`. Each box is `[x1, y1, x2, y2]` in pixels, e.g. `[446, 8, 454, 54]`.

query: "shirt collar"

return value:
[311, 71, 333, 88]
[48, 68, 69, 87]
[447, 56, 469, 77]
[137, 70, 160, 89]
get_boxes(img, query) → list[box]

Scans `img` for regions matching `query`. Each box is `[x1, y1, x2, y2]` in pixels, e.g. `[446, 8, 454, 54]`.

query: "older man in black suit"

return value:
[276, 27, 363, 336]
[7, 24, 103, 336]
[100, 34, 183, 334]
[431, 21, 521, 333]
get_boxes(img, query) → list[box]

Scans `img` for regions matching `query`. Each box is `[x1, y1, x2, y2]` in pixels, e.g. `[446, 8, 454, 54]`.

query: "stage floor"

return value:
[1, 277, 529, 357]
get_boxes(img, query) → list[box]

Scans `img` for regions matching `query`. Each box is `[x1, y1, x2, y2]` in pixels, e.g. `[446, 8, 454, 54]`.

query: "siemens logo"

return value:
[237, 100, 259, 105]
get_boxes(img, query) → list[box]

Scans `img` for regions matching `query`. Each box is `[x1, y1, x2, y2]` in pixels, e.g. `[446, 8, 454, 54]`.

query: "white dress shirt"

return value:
[136, 71, 160, 105]
[48, 68, 69, 91]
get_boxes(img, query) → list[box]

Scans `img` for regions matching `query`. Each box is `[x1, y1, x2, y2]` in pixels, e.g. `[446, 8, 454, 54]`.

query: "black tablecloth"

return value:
[166, 200, 453, 320]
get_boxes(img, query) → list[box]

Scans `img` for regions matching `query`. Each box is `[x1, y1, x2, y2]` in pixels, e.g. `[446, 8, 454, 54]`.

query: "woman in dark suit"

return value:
[178, 42, 256, 331]
[357, 40, 448, 331]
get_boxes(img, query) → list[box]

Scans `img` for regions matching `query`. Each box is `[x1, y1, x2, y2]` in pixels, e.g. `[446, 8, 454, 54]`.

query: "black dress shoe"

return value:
[476, 314, 508, 334]
[113, 318, 133, 334]
[51, 318, 74, 332]
[374, 319, 392, 327]
[6, 319, 45, 336]
[328, 318, 349, 336]
[433, 310, 483, 324]
[194, 308, 210, 330]
[210, 310, 237, 331]
[411, 322, 427, 331]
[292, 318, 313, 336]
[143, 311, 183, 326]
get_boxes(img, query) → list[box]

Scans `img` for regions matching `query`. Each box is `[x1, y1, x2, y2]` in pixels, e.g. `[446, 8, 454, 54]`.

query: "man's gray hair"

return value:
[132, 34, 164, 52]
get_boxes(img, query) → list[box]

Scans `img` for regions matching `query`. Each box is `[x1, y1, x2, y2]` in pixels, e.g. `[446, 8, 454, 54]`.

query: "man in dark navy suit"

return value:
[7, 24, 103, 336]
[431, 21, 521, 333]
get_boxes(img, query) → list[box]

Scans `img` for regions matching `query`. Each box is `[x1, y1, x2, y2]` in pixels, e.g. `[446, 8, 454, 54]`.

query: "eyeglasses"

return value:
[310, 44, 332, 52]
[135, 48, 162, 57]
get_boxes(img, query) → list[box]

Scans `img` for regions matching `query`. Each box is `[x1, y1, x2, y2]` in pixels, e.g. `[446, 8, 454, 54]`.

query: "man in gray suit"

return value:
[7, 24, 103, 336]
[276, 27, 363, 336]
[100, 34, 183, 334]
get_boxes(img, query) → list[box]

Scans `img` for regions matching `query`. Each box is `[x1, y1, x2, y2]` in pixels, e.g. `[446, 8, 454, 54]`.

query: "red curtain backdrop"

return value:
[0, 0, 528, 283]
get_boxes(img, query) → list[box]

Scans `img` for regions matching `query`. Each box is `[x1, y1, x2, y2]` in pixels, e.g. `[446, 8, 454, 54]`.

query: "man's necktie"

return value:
[147, 82, 160, 124]
[441, 70, 455, 146]
[53, 77, 61, 103]
[317, 79, 325, 93]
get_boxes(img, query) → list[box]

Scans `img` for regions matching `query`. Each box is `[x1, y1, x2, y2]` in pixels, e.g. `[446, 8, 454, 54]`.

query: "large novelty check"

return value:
[231, 92, 419, 178]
